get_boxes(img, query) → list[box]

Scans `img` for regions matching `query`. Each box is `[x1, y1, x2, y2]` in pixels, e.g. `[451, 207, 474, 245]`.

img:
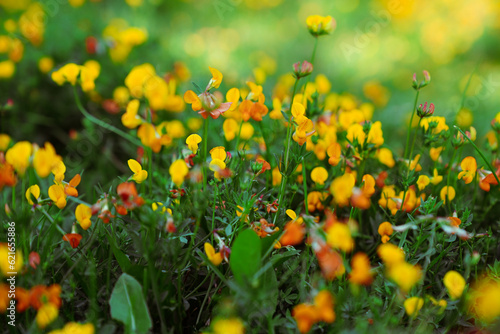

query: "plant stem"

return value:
[202, 117, 209, 191]
[404, 90, 420, 160]
[302, 156, 309, 214]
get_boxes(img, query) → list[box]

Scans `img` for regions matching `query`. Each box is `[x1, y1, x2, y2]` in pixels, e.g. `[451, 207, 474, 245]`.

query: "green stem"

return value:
[404, 90, 420, 160]
[302, 157, 309, 214]
[455, 126, 500, 186]
[202, 118, 209, 191]
[73, 87, 142, 146]
[408, 118, 422, 168]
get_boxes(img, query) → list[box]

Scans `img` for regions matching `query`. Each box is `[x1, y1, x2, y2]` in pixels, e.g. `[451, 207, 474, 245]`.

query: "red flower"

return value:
[63, 233, 82, 248]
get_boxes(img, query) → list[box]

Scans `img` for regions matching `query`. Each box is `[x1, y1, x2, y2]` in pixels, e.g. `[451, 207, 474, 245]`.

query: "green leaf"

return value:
[230, 229, 262, 285]
[109, 273, 152, 334]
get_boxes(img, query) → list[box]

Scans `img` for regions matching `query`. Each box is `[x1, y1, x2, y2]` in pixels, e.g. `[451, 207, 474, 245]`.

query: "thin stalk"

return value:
[302, 157, 309, 214]
[404, 90, 420, 160]
[73, 87, 142, 146]
[202, 118, 209, 191]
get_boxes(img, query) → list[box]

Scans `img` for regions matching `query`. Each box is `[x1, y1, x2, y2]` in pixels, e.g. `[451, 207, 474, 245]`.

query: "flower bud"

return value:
[412, 70, 431, 90]
[417, 102, 434, 118]
[293, 61, 314, 79]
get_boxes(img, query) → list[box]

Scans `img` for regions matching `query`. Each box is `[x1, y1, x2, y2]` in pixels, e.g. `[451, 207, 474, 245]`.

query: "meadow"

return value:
[2, 0, 500, 333]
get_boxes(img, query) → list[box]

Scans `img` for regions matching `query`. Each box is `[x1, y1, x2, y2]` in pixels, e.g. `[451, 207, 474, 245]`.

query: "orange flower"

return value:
[458, 156, 477, 184]
[280, 220, 305, 246]
[348, 252, 373, 286]
[377, 222, 393, 243]
[117, 182, 144, 209]
[64, 174, 81, 197]
[29, 284, 61, 310]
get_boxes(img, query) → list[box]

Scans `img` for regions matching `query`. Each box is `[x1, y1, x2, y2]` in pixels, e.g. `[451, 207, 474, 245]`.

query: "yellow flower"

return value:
[458, 156, 477, 184]
[210, 146, 227, 161]
[169, 159, 189, 187]
[33, 142, 61, 178]
[5, 141, 32, 175]
[440, 186, 455, 204]
[361, 174, 375, 197]
[429, 147, 444, 161]
[51, 63, 81, 86]
[38, 57, 54, 74]
[25, 184, 40, 205]
[404, 297, 424, 317]
[326, 223, 354, 253]
[456, 108, 473, 128]
[327, 142, 341, 166]
[310, 167, 328, 185]
[75, 204, 92, 230]
[128, 159, 148, 184]
[272, 167, 282, 186]
[113, 86, 130, 106]
[208, 66, 223, 90]
[212, 317, 244, 334]
[330, 173, 355, 206]
[125, 63, 156, 98]
[416, 175, 430, 191]
[52, 160, 66, 184]
[377, 222, 393, 244]
[315, 74, 331, 94]
[421, 116, 449, 134]
[377, 148, 395, 168]
[0, 134, 11, 151]
[48, 322, 95, 334]
[36, 303, 59, 329]
[293, 303, 318, 333]
[430, 168, 443, 185]
[240, 123, 254, 141]
[121, 99, 142, 129]
[377, 243, 404, 266]
[48, 184, 67, 209]
[80, 60, 100, 92]
[306, 15, 336, 36]
[137, 123, 171, 153]
[429, 296, 447, 313]
[468, 276, 500, 323]
[0, 243, 23, 276]
[223, 119, 239, 141]
[349, 252, 373, 286]
[186, 134, 202, 154]
[204, 242, 223, 266]
[313, 290, 335, 323]
[0, 60, 15, 79]
[443, 270, 466, 300]
[387, 262, 422, 293]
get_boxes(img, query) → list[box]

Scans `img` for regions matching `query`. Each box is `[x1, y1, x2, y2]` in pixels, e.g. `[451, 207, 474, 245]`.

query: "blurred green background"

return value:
[2, 0, 500, 155]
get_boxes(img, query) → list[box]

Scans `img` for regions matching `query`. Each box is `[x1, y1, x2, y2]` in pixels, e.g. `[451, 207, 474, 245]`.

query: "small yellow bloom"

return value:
[440, 186, 455, 204]
[311, 167, 328, 185]
[456, 108, 473, 128]
[430, 168, 443, 185]
[0, 134, 11, 151]
[377, 222, 393, 244]
[327, 142, 341, 166]
[52, 63, 81, 86]
[48, 322, 95, 334]
[377, 243, 404, 266]
[204, 242, 223, 266]
[33, 142, 61, 178]
[306, 15, 336, 36]
[210, 146, 227, 161]
[404, 297, 424, 317]
[443, 270, 466, 300]
[240, 123, 254, 141]
[0, 60, 15, 79]
[213, 317, 244, 334]
[75, 204, 92, 230]
[169, 159, 189, 187]
[186, 134, 202, 154]
[387, 262, 422, 293]
[272, 167, 282, 186]
[36, 303, 59, 329]
[128, 159, 148, 183]
[0, 243, 23, 276]
[377, 147, 395, 168]
[208, 66, 223, 90]
[330, 173, 355, 206]
[429, 147, 444, 161]
[223, 119, 239, 141]
[38, 57, 54, 74]
[25, 185, 40, 205]
[48, 184, 67, 209]
[458, 156, 477, 184]
[122, 99, 142, 129]
[326, 223, 354, 253]
[5, 141, 32, 175]
[416, 175, 430, 191]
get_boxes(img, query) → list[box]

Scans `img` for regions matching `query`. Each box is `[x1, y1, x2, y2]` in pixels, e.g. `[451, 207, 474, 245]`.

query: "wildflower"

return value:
[306, 15, 336, 36]
[387, 262, 422, 293]
[377, 147, 395, 168]
[0, 243, 23, 276]
[25, 184, 41, 205]
[329, 173, 355, 206]
[429, 147, 444, 161]
[292, 61, 313, 79]
[48, 184, 67, 209]
[421, 116, 448, 134]
[5, 141, 32, 175]
[75, 204, 92, 230]
[48, 322, 95, 334]
[280, 219, 305, 246]
[29, 252, 40, 270]
[310, 167, 328, 185]
[36, 303, 58, 328]
[412, 70, 431, 90]
[377, 243, 404, 266]
[428, 296, 447, 314]
[29, 284, 62, 309]
[121, 99, 142, 129]
[430, 168, 443, 185]
[349, 252, 373, 286]
[416, 102, 435, 118]
[448, 212, 461, 227]
[326, 223, 354, 253]
[222, 119, 239, 141]
[416, 175, 430, 191]
[293, 290, 335, 333]
[443, 270, 466, 300]
[128, 159, 148, 184]
[458, 156, 477, 184]
[33, 142, 62, 178]
[64, 174, 81, 197]
[404, 297, 424, 317]
[212, 317, 244, 334]
[204, 243, 223, 266]
[378, 222, 393, 243]
[440, 186, 455, 204]
[186, 134, 202, 154]
[63, 232, 82, 249]
[468, 275, 500, 323]
[137, 123, 172, 153]
[307, 191, 327, 212]
[117, 182, 144, 209]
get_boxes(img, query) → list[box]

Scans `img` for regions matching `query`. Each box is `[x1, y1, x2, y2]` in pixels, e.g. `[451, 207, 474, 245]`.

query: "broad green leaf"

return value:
[109, 273, 152, 334]
[230, 229, 262, 285]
